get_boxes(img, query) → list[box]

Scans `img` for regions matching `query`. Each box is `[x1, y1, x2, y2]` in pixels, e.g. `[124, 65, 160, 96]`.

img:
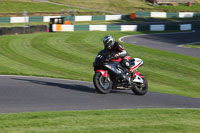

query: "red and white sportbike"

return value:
[93, 50, 148, 95]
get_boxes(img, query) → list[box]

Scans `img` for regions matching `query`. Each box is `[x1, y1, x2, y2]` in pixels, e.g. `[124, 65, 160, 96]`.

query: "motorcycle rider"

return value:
[103, 35, 132, 84]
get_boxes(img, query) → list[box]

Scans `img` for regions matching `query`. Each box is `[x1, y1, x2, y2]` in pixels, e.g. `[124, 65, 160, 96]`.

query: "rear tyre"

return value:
[93, 72, 112, 94]
[131, 74, 148, 95]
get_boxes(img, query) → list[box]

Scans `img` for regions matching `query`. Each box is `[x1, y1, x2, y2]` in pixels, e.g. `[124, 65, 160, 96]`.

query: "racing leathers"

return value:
[107, 41, 130, 68]
[105, 42, 131, 83]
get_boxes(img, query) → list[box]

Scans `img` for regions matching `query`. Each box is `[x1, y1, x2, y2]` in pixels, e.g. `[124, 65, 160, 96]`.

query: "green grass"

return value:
[0, 31, 199, 98]
[49, 0, 153, 14]
[155, 4, 200, 12]
[0, 109, 200, 133]
[185, 43, 200, 48]
[49, 0, 200, 13]
[0, 0, 99, 15]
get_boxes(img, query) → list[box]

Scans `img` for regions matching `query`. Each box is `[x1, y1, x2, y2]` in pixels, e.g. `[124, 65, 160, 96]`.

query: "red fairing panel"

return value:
[111, 58, 122, 62]
[96, 70, 110, 77]
[124, 56, 131, 60]
[133, 63, 141, 69]
[130, 62, 141, 71]
[130, 67, 134, 72]
[135, 72, 144, 78]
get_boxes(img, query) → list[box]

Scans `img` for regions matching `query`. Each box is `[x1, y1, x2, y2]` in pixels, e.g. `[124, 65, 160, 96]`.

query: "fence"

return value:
[0, 12, 200, 24]
[135, 11, 200, 18]
[0, 15, 131, 23]
[51, 23, 200, 32]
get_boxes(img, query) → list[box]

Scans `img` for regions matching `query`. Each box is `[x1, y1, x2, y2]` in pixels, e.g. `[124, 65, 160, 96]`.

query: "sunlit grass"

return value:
[184, 43, 200, 48]
[0, 31, 199, 98]
[0, 109, 200, 133]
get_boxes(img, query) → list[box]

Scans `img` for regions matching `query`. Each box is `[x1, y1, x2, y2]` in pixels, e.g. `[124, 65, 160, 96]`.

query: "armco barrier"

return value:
[1, 11, 200, 23]
[135, 11, 200, 18]
[0, 25, 47, 36]
[0, 15, 132, 23]
[29, 16, 44, 22]
[1, 12, 200, 23]
[51, 23, 196, 32]
[0, 17, 10, 23]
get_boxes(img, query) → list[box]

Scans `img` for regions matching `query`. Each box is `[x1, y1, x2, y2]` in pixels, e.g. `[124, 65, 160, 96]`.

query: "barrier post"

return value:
[23, 11, 28, 27]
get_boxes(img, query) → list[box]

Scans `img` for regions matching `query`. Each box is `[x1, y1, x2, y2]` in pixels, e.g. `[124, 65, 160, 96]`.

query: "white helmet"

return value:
[103, 35, 115, 50]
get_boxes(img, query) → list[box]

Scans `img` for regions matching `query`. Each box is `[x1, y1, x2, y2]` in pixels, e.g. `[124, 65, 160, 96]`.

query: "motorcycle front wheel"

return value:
[93, 72, 113, 94]
[131, 74, 148, 95]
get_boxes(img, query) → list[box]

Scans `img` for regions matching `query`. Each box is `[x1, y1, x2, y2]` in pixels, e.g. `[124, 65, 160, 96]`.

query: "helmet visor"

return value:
[107, 41, 113, 49]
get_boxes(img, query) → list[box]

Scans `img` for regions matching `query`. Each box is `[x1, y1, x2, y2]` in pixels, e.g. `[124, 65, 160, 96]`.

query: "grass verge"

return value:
[184, 43, 200, 48]
[155, 3, 200, 12]
[0, 109, 200, 133]
[49, 0, 200, 13]
[49, 0, 153, 14]
[0, 0, 101, 16]
[0, 31, 199, 98]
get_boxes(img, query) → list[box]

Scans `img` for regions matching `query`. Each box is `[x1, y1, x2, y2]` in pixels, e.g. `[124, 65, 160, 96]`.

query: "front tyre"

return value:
[93, 72, 112, 94]
[131, 74, 148, 95]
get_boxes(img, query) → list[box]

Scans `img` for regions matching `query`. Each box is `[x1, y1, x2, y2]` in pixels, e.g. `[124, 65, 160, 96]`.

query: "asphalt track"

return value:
[1, 32, 200, 113]
[119, 31, 200, 58]
[0, 75, 200, 113]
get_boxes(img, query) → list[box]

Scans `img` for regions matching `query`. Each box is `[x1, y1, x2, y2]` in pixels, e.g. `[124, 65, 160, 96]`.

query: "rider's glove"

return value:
[114, 53, 119, 58]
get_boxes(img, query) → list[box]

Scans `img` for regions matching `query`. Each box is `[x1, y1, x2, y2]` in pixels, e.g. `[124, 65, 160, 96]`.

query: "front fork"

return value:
[105, 70, 109, 82]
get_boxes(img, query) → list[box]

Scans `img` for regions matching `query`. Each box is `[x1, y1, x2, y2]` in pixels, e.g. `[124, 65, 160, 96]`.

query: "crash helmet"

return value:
[103, 35, 115, 50]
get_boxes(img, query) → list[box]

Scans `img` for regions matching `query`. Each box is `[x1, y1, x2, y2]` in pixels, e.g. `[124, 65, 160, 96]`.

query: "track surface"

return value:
[0, 76, 200, 113]
[120, 31, 200, 58]
[1, 32, 200, 113]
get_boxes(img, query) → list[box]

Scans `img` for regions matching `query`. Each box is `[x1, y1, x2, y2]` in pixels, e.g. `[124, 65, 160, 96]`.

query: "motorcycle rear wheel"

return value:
[93, 72, 112, 94]
[131, 74, 148, 95]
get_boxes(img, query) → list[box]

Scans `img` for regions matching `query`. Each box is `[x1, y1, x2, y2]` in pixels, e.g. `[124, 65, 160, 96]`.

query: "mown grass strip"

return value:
[49, 0, 200, 13]
[0, 0, 98, 15]
[0, 109, 200, 133]
[184, 43, 200, 48]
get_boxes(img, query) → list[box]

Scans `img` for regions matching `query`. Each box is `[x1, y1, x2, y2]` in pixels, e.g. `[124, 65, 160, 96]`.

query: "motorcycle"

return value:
[93, 50, 148, 95]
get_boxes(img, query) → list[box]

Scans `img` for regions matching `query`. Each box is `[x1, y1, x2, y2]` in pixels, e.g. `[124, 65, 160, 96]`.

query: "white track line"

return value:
[119, 31, 195, 43]
[177, 41, 200, 48]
